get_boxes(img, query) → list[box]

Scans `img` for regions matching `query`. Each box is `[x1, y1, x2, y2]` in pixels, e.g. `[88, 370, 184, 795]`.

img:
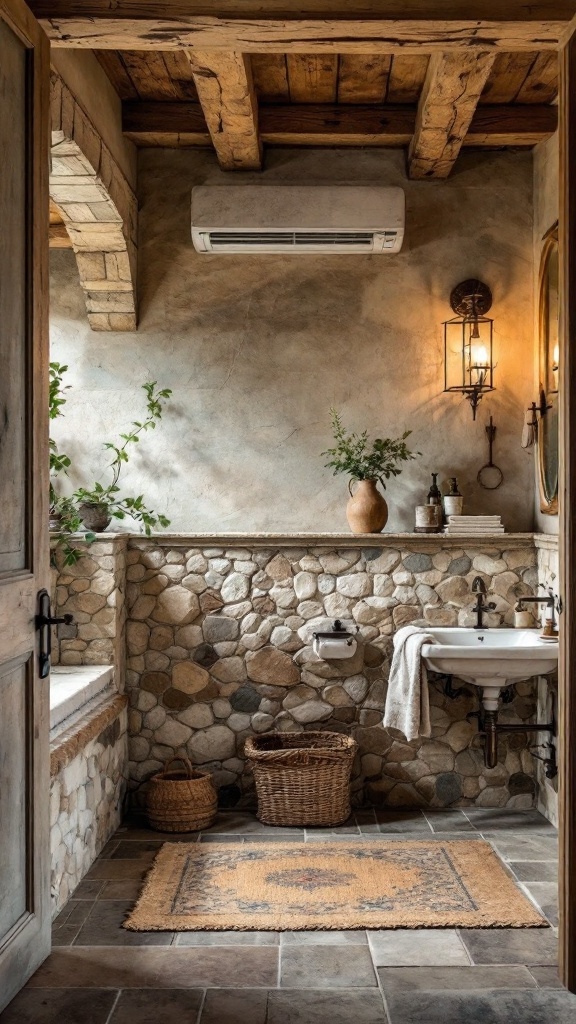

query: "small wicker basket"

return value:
[245, 731, 357, 828]
[145, 753, 217, 833]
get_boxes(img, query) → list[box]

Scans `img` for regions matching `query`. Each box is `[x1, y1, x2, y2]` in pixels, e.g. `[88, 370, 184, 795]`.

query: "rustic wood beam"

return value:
[408, 51, 496, 179]
[49, 221, 72, 247]
[188, 51, 261, 169]
[27, 0, 576, 51]
[122, 100, 558, 150]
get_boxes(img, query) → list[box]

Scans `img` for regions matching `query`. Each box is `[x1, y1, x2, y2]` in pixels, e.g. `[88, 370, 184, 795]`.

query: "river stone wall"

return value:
[124, 538, 539, 810]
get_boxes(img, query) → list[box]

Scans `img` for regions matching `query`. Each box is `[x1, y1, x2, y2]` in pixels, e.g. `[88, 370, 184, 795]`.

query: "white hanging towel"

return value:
[384, 625, 434, 742]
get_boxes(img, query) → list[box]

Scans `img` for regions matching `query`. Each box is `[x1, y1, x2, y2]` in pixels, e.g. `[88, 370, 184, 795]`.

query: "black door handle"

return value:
[36, 589, 74, 679]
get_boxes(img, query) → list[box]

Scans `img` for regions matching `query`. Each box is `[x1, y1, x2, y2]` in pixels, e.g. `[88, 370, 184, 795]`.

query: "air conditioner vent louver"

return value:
[191, 186, 405, 255]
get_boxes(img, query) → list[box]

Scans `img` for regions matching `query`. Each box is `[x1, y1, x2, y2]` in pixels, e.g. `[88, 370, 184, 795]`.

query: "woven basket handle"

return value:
[162, 750, 195, 778]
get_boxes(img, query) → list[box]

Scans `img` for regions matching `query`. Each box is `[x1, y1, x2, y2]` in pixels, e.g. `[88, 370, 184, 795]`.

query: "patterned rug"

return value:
[125, 840, 547, 931]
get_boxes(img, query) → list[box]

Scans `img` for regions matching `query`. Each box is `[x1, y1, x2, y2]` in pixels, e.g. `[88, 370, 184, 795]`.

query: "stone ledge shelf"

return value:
[50, 665, 114, 731]
[59, 531, 537, 549]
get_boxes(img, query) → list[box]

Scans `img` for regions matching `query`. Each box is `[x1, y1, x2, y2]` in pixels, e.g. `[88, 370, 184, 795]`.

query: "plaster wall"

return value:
[50, 147, 536, 534]
[534, 131, 560, 537]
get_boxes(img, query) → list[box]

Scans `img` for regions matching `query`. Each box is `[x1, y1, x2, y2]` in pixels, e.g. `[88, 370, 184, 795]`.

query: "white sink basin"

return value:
[421, 628, 558, 710]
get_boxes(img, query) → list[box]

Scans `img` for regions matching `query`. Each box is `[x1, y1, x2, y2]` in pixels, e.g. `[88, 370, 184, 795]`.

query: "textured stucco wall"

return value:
[534, 131, 560, 537]
[50, 147, 535, 533]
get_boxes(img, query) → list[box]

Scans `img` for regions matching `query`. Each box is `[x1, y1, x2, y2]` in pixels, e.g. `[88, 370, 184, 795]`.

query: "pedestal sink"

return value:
[421, 628, 558, 711]
[420, 627, 558, 770]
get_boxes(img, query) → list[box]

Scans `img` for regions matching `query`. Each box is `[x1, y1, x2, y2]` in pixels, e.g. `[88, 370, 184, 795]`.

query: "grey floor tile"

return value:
[98, 839, 120, 858]
[86, 859, 152, 881]
[73, 880, 105, 900]
[280, 945, 377, 988]
[52, 900, 93, 945]
[510, 861, 558, 882]
[460, 927, 558, 965]
[280, 930, 367, 945]
[376, 812, 432, 834]
[28, 947, 279, 989]
[200, 989, 268, 1024]
[529, 965, 565, 988]
[423, 811, 475, 833]
[0, 988, 117, 1024]
[367, 929, 470, 968]
[521, 883, 558, 926]
[73, 900, 173, 946]
[484, 833, 558, 862]
[204, 814, 302, 835]
[199, 835, 247, 844]
[109, 988, 204, 1023]
[385, 988, 576, 1023]
[267, 989, 388, 1024]
[176, 930, 279, 946]
[378, 965, 537, 993]
[98, 879, 142, 900]
[464, 810, 555, 832]
[110, 840, 163, 859]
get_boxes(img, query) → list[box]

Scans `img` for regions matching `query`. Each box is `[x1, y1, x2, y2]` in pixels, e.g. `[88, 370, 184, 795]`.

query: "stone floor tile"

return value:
[384, 988, 576, 1023]
[86, 859, 152, 880]
[521, 883, 558, 926]
[484, 833, 558, 862]
[423, 811, 475, 833]
[464, 810, 555, 832]
[98, 879, 143, 900]
[27, 947, 279, 989]
[98, 839, 120, 858]
[204, 813, 301, 835]
[529, 965, 565, 988]
[115, 825, 200, 843]
[305, 822, 360, 836]
[52, 900, 94, 946]
[0, 988, 117, 1024]
[176, 931, 279, 945]
[377, 965, 538, 993]
[280, 945, 377, 988]
[73, 880, 105, 900]
[510, 860, 558, 882]
[199, 835, 247, 844]
[267, 989, 388, 1024]
[109, 988, 204, 1023]
[367, 929, 470, 968]
[459, 927, 558, 965]
[200, 989, 268, 1024]
[376, 812, 432, 834]
[73, 900, 173, 946]
[241, 834, 304, 843]
[280, 930, 367, 945]
[110, 840, 163, 859]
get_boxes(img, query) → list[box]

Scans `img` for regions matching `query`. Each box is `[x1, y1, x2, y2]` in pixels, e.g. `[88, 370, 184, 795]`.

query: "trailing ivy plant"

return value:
[73, 381, 172, 534]
[321, 408, 419, 492]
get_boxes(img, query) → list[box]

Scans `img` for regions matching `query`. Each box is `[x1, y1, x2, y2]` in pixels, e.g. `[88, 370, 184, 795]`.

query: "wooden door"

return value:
[559, 24, 576, 994]
[0, 0, 50, 1011]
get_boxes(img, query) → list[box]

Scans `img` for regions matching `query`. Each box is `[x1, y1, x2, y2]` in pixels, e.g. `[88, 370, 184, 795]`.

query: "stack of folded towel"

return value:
[444, 515, 504, 536]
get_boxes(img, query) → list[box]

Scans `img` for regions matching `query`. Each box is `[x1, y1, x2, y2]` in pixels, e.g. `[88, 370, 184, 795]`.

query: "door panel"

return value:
[0, 0, 50, 1011]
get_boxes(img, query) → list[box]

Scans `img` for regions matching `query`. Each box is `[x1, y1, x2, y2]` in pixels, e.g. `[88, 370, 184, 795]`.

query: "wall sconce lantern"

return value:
[443, 279, 495, 420]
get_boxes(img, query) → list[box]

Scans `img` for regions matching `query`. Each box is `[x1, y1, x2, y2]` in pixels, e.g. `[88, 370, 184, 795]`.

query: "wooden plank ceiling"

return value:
[95, 49, 558, 177]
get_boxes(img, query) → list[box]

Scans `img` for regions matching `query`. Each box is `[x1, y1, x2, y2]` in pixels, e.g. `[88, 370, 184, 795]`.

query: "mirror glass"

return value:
[538, 224, 559, 515]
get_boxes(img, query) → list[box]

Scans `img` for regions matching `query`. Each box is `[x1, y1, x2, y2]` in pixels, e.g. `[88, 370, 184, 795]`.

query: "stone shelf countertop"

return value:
[55, 531, 542, 549]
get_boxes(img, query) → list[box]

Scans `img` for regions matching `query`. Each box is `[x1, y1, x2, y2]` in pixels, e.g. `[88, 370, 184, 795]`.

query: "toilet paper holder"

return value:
[312, 620, 359, 660]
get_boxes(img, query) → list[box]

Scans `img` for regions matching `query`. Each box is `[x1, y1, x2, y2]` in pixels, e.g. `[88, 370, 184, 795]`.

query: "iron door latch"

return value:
[36, 588, 74, 679]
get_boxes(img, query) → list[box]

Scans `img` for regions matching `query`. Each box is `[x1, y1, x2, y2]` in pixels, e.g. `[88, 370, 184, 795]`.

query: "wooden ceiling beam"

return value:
[188, 51, 262, 169]
[27, 0, 575, 51]
[122, 99, 557, 149]
[408, 51, 496, 179]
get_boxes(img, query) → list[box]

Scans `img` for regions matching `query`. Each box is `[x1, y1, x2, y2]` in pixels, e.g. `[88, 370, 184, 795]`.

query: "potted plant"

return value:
[73, 381, 172, 534]
[322, 409, 419, 534]
[49, 363, 83, 564]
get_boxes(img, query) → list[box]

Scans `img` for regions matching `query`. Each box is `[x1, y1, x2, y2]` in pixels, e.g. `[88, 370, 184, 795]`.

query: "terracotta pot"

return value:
[79, 502, 111, 533]
[346, 479, 388, 535]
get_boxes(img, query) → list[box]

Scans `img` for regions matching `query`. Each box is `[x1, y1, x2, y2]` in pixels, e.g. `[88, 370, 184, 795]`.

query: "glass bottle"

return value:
[427, 473, 442, 505]
[444, 477, 464, 517]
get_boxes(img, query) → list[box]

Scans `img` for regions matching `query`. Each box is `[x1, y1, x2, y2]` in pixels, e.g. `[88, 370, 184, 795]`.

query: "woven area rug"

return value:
[124, 840, 547, 931]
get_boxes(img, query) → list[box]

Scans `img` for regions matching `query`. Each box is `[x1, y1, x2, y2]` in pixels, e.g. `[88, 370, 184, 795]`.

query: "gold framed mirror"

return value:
[538, 222, 559, 515]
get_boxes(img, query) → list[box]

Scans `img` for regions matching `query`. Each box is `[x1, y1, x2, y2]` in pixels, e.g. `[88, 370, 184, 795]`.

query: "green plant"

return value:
[49, 363, 83, 565]
[322, 408, 419, 491]
[73, 381, 172, 534]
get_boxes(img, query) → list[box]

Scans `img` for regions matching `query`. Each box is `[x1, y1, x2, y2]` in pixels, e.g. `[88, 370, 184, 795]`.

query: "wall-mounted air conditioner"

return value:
[191, 185, 405, 254]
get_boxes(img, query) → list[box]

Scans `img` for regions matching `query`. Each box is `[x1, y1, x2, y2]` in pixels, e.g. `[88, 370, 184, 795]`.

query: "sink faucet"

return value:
[516, 588, 559, 633]
[471, 576, 497, 630]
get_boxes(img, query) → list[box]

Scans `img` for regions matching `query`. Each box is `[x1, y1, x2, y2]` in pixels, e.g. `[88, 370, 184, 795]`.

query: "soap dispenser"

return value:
[444, 478, 463, 517]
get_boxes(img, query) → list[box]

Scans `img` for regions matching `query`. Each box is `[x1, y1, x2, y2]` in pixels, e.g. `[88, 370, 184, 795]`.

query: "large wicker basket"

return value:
[245, 731, 357, 827]
[145, 754, 217, 833]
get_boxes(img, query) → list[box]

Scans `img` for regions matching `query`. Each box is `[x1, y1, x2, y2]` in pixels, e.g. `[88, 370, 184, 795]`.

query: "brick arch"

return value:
[50, 71, 137, 331]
